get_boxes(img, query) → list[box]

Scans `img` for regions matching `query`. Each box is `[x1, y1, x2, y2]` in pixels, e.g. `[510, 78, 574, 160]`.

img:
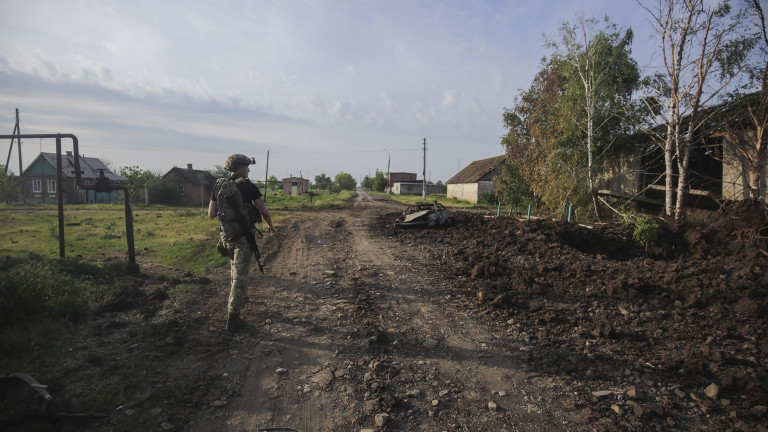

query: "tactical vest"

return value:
[216, 177, 252, 240]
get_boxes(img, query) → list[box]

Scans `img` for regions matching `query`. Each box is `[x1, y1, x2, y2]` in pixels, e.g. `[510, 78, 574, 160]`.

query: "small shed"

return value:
[446, 155, 505, 203]
[162, 164, 217, 206]
[21, 151, 127, 204]
[282, 177, 309, 195]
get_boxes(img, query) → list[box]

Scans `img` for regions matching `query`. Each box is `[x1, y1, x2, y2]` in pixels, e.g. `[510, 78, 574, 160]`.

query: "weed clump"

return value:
[0, 254, 124, 328]
[622, 212, 661, 248]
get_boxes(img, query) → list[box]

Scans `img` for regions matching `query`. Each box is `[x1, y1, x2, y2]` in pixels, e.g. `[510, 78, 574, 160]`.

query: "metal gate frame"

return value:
[0, 133, 138, 274]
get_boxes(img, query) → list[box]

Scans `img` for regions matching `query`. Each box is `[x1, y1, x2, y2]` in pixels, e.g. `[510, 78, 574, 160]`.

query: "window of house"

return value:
[32, 179, 42, 193]
[406, 185, 413, 192]
[47, 180, 57, 193]
[178, 185, 185, 196]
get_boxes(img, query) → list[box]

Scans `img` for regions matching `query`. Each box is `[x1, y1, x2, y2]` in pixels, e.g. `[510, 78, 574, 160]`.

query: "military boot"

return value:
[226, 312, 245, 332]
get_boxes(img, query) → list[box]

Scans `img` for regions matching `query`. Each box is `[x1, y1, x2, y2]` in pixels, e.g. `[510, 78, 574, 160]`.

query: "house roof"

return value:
[446, 155, 505, 184]
[282, 177, 309, 182]
[163, 167, 217, 186]
[24, 152, 127, 181]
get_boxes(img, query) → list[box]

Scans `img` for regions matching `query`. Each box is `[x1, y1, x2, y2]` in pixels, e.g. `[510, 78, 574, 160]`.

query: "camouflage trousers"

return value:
[227, 235, 253, 315]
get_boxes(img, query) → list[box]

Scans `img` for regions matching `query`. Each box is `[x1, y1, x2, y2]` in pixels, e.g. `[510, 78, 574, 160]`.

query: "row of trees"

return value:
[497, 0, 767, 221]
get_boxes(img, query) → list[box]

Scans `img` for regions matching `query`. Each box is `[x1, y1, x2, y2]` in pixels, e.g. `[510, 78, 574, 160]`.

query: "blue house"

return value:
[21, 152, 127, 204]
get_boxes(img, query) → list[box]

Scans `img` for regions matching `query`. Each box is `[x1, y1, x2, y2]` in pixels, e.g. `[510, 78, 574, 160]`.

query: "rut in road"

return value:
[189, 193, 579, 431]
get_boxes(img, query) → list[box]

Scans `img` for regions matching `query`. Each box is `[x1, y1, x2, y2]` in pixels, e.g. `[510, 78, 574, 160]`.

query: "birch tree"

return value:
[638, 0, 751, 219]
[548, 16, 640, 219]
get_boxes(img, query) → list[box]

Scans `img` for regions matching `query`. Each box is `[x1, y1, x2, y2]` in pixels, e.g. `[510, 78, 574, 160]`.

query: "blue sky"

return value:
[0, 0, 660, 183]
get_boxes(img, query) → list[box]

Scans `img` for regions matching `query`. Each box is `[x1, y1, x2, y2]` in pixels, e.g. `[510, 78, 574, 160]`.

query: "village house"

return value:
[282, 176, 309, 195]
[386, 172, 417, 193]
[446, 155, 505, 203]
[21, 151, 127, 204]
[162, 164, 217, 207]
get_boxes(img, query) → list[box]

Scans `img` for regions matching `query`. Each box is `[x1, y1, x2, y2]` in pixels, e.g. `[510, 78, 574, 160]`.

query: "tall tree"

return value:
[314, 173, 332, 190]
[548, 16, 640, 219]
[333, 172, 356, 191]
[638, 0, 752, 219]
[499, 16, 639, 219]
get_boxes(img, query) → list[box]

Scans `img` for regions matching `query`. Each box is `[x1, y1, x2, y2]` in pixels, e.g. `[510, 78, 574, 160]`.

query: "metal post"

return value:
[56, 137, 65, 258]
[567, 204, 573, 222]
[527, 204, 532, 220]
[263, 149, 270, 203]
[422, 138, 427, 201]
[123, 189, 138, 274]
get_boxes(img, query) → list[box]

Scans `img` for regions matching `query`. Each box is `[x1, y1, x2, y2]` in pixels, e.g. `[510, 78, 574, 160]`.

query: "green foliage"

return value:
[208, 164, 229, 179]
[333, 172, 357, 191]
[0, 254, 124, 328]
[499, 15, 640, 220]
[0, 166, 20, 204]
[361, 175, 372, 190]
[314, 173, 332, 190]
[623, 212, 660, 247]
[118, 166, 181, 205]
[478, 192, 497, 205]
[370, 170, 387, 192]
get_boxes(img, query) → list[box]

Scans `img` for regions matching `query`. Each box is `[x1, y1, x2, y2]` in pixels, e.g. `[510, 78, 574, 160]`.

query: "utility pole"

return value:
[422, 138, 427, 201]
[4, 109, 20, 176]
[383, 149, 390, 193]
[3, 109, 25, 203]
[263, 149, 270, 203]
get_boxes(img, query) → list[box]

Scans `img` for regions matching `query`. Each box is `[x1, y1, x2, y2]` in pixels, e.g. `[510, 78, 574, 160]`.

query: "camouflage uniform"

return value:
[226, 232, 253, 315]
[213, 154, 263, 330]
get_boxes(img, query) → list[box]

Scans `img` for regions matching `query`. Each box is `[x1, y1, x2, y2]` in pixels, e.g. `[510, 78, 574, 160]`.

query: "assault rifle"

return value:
[225, 195, 264, 273]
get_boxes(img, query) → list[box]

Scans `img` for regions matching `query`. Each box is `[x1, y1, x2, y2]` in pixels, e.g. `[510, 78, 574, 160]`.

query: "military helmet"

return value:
[225, 154, 254, 171]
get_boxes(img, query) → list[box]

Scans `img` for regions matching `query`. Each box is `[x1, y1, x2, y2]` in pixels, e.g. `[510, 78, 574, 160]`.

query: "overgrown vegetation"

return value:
[0, 254, 125, 329]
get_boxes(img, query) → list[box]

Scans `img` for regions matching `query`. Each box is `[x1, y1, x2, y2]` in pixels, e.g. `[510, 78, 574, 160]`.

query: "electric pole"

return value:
[4, 109, 20, 176]
[263, 149, 270, 203]
[422, 138, 427, 201]
[3, 109, 25, 203]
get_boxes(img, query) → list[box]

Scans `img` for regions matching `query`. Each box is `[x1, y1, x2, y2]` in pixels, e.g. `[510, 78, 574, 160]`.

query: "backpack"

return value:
[216, 177, 256, 239]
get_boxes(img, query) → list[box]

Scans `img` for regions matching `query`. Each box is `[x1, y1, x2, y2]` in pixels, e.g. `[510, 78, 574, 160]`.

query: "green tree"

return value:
[209, 165, 229, 179]
[118, 166, 176, 205]
[266, 175, 280, 192]
[370, 170, 387, 192]
[361, 175, 373, 190]
[314, 173, 332, 190]
[548, 15, 640, 219]
[0, 166, 20, 204]
[499, 15, 640, 219]
[333, 172, 356, 191]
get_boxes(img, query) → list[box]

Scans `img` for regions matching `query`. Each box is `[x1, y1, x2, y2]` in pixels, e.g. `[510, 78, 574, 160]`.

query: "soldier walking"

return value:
[208, 154, 276, 331]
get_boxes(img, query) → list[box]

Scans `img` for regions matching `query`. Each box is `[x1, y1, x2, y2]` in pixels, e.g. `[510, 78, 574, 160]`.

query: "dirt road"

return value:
[187, 191, 580, 431]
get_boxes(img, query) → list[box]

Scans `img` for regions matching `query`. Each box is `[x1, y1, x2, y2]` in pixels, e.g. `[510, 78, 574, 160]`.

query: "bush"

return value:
[0, 254, 124, 328]
[623, 212, 660, 247]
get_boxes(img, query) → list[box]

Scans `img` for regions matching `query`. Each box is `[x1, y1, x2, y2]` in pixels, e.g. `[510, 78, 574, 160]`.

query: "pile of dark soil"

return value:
[372, 206, 768, 431]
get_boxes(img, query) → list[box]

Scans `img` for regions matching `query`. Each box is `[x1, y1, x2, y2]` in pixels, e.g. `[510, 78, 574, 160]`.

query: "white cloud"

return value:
[0, 0, 667, 182]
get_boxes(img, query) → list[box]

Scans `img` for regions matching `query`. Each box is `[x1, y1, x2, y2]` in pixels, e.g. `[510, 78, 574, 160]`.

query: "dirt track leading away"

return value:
[7, 191, 765, 432]
[188, 190, 579, 431]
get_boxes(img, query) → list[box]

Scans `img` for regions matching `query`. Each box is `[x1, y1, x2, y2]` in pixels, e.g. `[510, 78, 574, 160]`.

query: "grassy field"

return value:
[0, 190, 355, 273]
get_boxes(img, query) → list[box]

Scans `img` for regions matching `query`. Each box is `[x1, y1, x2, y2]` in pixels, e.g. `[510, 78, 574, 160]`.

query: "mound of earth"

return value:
[370, 205, 767, 431]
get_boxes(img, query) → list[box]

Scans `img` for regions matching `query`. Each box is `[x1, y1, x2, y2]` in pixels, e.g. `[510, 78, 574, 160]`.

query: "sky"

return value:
[0, 0, 665, 184]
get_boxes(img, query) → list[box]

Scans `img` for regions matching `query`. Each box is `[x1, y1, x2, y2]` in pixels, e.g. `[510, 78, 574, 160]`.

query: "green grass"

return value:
[0, 191, 354, 274]
[262, 189, 355, 209]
